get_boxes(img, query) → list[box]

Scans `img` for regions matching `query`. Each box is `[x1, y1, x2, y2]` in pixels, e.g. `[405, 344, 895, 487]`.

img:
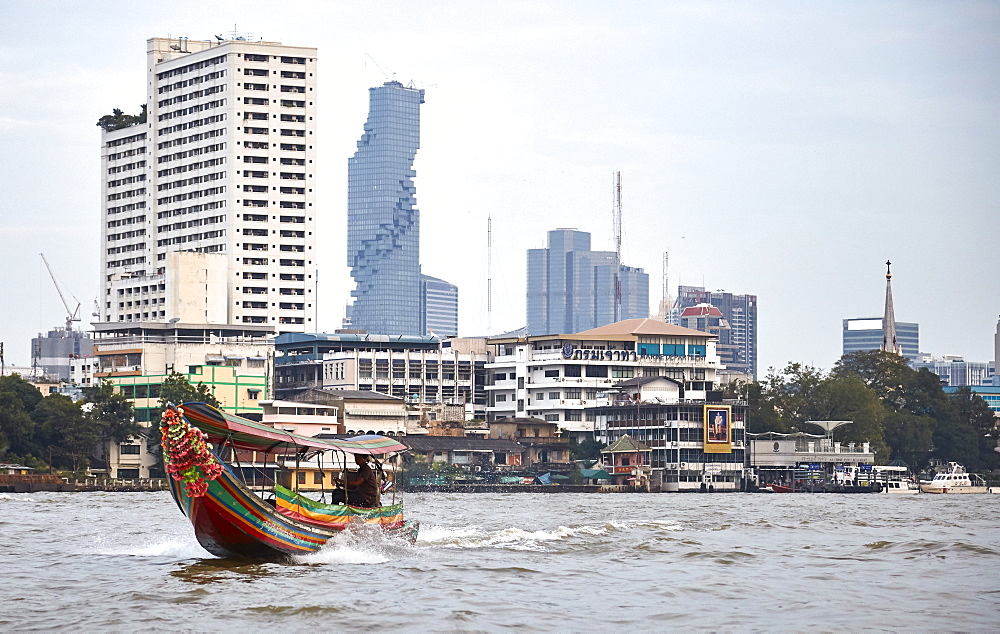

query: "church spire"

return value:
[881, 260, 902, 356]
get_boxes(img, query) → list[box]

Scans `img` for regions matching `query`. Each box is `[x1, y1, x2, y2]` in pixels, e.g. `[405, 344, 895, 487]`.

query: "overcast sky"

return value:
[1, 1, 997, 373]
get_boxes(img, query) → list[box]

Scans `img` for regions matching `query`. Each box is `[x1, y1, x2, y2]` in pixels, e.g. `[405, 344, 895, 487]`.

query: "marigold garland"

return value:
[160, 405, 224, 497]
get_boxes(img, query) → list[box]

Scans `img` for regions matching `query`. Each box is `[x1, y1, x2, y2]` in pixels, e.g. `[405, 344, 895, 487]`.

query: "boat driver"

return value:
[332, 454, 380, 507]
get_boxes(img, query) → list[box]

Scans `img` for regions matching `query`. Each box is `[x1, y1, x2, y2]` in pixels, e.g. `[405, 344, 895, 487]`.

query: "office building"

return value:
[347, 81, 425, 336]
[526, 228, 649, 336]
[674, 286, 758, 380]
[421, 274, 458, 337]
[99, 36, 319, 330]
[912, 354, 995, 387]
[842, 318, 919, 361]
[30, 328, 93, 381]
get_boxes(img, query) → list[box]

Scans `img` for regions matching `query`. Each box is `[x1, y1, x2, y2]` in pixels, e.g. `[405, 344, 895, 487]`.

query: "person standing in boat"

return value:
[332, 454, 380, 507]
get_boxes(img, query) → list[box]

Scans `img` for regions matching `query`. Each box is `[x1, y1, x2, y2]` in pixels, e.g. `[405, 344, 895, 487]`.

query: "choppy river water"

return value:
[1, 491, 998, 631]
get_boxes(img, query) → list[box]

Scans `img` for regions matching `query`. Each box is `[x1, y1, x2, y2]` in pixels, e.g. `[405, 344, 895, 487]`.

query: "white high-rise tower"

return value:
[99, 36, 318, 331]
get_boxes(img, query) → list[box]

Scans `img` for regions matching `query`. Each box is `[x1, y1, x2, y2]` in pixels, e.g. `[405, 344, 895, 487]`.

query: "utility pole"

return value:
[487, 215, 492, 334]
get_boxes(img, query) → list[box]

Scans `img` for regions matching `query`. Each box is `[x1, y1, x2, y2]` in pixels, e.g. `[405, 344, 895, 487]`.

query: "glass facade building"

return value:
[347, 81, 425, 335]
[527, 228, 649, 335]
[421, 274, 459, 337]
[842, 318, 919, 361]
[674, 286, 758, 380]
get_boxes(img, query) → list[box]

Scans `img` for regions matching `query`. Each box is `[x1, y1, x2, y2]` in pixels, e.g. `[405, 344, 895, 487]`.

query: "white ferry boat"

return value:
[918, 463, 989, 494]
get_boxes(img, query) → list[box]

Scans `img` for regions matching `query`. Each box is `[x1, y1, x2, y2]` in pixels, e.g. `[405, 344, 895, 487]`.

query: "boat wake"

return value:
[90, 531, 210, 559]
[0, 493, 38, 502]
[417, 521, 628, 550]
[292, 523, 411, 565]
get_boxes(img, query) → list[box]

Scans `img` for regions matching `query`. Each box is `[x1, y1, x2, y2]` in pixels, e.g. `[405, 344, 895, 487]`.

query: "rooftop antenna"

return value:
[612, 171, 622, 321]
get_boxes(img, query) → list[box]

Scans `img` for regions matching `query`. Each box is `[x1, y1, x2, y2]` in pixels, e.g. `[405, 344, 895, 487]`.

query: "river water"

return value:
[1, 490, 998, 631]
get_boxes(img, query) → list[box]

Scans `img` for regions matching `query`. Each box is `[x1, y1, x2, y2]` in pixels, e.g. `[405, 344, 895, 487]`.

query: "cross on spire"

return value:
[881, 260, 902, 355]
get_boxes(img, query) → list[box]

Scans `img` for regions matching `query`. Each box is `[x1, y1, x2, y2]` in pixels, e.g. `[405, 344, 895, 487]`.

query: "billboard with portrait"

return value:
[703, 405, 732, 453]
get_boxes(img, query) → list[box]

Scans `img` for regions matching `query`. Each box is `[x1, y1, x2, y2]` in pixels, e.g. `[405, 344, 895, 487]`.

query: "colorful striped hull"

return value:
[168, 454, 418, 559]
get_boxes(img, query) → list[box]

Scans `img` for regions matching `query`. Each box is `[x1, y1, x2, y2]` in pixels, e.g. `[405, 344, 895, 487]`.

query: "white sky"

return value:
[0, 1, 997, 373]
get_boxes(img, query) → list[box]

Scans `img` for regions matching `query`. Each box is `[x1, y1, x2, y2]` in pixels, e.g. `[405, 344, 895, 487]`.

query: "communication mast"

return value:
[487, 215, 493, 334]
[612, 171, 623, 321]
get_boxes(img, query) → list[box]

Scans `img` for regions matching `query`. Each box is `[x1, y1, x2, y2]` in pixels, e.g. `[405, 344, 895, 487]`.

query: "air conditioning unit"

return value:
[666, 463, 678, 469]
[679, 462, 688, 470]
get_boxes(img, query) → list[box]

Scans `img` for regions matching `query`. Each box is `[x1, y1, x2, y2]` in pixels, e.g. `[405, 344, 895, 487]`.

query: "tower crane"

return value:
[40, 253, 81, 332]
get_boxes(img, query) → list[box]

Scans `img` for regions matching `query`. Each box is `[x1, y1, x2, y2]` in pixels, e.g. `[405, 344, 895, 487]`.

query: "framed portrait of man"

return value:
[703, 405, 732, 452]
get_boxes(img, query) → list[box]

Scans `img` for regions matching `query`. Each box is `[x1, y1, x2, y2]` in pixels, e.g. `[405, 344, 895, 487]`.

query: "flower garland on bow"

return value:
[160, 406, 224, 497]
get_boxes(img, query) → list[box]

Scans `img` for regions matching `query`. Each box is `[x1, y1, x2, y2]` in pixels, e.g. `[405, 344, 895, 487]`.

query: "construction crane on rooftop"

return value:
[40, 253, 81, 333]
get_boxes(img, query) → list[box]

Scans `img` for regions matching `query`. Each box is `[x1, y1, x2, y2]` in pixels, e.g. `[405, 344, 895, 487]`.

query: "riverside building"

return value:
[486, 319, 722, 443]
[99, 36, 319, 331]
[273, 333, 489, 419]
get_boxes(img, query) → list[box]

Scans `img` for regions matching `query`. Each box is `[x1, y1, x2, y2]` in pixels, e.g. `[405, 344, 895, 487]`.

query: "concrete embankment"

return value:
[0, 476, 170, 493]
[404, 484, 619, 493]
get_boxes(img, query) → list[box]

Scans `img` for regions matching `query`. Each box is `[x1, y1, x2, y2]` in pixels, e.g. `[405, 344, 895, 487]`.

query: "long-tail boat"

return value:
[161, 402, 418, 559]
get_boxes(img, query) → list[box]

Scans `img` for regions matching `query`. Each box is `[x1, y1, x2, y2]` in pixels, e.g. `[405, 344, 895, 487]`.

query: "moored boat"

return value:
[161, 402, 418, 559]
[918, 463, 989, 494]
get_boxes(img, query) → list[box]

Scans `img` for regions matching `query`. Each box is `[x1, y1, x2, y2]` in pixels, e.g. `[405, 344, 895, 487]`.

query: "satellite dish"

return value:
[215, 34, 224, 41]
[168, 317, 181, 324]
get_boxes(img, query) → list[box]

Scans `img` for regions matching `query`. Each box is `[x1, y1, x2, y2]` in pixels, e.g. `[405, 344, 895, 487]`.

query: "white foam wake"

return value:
[418, 521, 624, 550]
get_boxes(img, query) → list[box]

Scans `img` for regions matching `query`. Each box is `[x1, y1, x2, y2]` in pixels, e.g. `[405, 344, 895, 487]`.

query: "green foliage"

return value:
[882, 411, 934, 468]
[750, 350, 997, 472]
[31, 394, 100, 472]
[96, 104, 147, 132]
[158, 372, 221, 410]
[569, 437, 606, 462]
[0, 375, 43, 461]
[83, 380, 141, 444]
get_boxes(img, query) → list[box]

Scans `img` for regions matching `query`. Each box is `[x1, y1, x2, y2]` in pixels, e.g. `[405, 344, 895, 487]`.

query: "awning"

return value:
[247, 356, 266, 361]
[580, 469, 612, 480]
[224, 355, 245, 360]
[205, 354, 224, 362]
[175, 402, 408, 456]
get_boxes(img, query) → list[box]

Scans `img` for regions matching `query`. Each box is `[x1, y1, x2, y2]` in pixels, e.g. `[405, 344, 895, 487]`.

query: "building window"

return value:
[612, 367, 634, 379]
[566, 411, 582, 421]
[544, 369, 559, 378]
[120, 444, 141, 455]
[297, 472, 306, 484]
[585, 365, 608, 378]
[548, 392, 560, 400]
[248, 389, 261, 400]
[544, 414, 559, 421]
[314, 472, 323, 484]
